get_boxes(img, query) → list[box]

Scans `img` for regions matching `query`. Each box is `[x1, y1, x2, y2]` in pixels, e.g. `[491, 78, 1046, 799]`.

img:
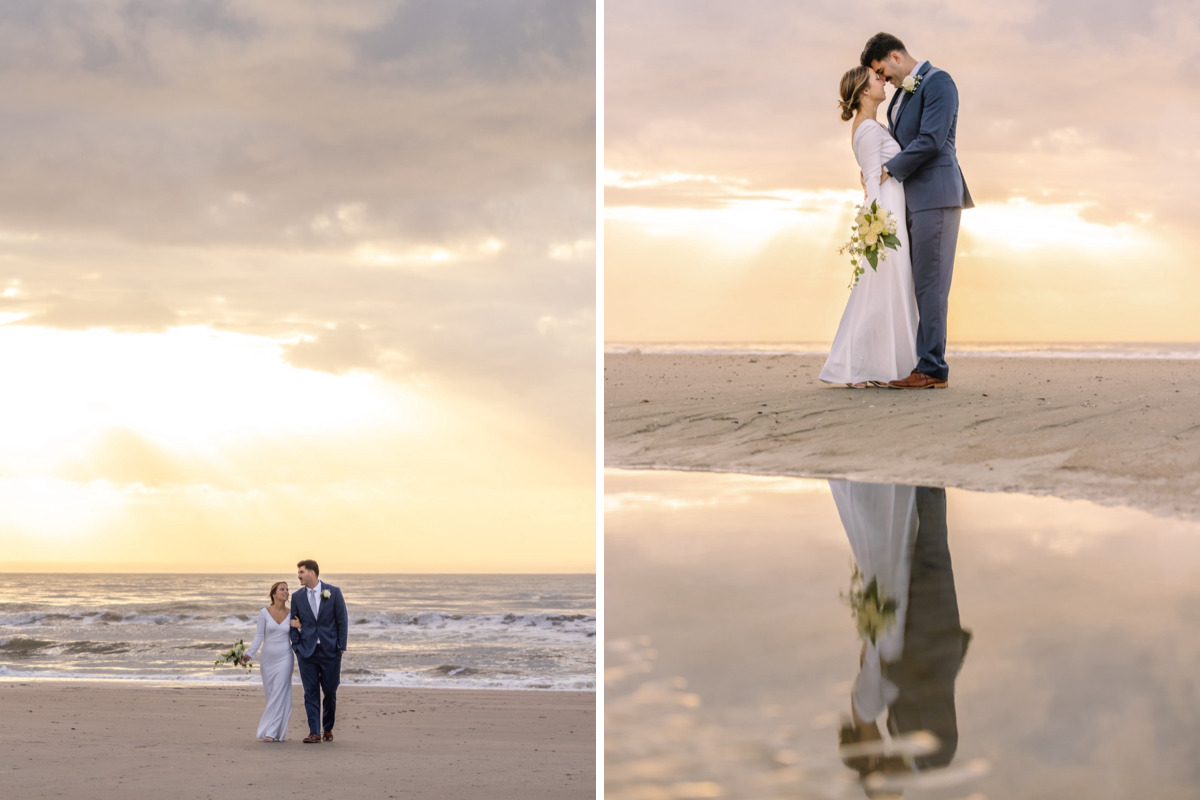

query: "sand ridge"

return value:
[605, 353, 1200, 519]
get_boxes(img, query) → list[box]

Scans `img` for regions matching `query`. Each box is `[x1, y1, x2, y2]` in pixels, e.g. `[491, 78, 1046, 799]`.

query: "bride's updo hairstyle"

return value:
[269, 581, 287, 603]
[838, 66, 871, 122]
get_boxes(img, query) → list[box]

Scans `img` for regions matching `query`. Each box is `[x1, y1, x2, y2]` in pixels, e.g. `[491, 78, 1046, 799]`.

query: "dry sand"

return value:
[605, 353, 1200, 519]
[0, 681, 594, 799]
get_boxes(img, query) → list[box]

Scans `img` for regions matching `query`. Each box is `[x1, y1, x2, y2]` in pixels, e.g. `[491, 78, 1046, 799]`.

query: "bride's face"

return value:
[274, 583, 290, 603]
[863, 70, 886, 103]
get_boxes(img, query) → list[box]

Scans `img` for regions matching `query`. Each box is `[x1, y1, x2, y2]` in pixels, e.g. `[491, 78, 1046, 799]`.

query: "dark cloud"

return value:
[355, 0, 594, 80]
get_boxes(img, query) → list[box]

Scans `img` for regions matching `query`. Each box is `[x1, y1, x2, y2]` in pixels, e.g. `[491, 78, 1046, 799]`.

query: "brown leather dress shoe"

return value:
[323, 730, 334, 741]
[888, 370, 948, 389]
[303, 733, 322, 743]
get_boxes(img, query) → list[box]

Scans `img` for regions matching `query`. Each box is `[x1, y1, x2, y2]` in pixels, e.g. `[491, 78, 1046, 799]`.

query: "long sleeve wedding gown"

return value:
[247, 607, 294, 740]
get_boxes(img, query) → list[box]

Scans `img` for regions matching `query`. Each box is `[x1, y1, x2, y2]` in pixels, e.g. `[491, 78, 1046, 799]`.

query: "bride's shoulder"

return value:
[852, 118, 885, 142]
[857, 118, 886, 135]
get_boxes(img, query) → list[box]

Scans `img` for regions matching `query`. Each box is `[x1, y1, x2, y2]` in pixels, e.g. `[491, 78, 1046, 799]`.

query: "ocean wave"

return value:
[4, 608, 593, 630]
[60, 641, 133, 655]
[0, 637, 135, 657]
[355, 611, 597, 633]
[0, 637, 56, 658]
[0, 666, 596, 692]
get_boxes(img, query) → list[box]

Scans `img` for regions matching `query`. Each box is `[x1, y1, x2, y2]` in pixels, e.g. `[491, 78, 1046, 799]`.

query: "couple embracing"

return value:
[820, 33, 973, 390]
[244, 559, 348, 743]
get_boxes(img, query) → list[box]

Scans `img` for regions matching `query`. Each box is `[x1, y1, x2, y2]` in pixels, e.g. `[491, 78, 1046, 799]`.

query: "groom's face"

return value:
[297, 565, 318, 588]
[870, 53, 905, 87]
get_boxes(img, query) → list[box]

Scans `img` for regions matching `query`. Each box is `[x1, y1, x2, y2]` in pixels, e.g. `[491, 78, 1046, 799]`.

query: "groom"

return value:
[292, 559, 348, 743]
[861, 33, 973, 389]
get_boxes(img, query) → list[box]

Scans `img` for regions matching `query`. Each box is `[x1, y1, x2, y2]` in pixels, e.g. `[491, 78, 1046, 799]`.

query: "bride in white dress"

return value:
[829, 481, 918, 731]
[820, 67, 919, 387]
[245, 581, 297, 741]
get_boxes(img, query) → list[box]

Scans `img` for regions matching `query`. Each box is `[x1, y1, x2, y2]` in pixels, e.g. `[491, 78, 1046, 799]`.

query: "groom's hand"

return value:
[880, 166, 891, 184]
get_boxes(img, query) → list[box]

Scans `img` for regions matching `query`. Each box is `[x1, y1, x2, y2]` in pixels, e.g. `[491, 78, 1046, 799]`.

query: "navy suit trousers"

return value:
[907, 207, 962, 380]
[297, 647, 341, 734]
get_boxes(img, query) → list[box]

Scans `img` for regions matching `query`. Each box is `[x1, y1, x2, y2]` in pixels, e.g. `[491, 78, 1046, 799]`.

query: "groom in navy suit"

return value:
[862, 33, 973, 389]
[292, 559, 348, 743]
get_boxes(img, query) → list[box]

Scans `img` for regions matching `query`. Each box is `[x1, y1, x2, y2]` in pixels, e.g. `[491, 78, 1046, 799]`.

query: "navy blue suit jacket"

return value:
[291, 582, 347, 659]
[885, 62, 973, 212]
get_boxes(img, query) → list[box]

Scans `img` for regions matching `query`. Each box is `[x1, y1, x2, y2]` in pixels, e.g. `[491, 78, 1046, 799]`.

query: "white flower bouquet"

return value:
[838, 199, 901, 288]
[843, 566, 898, 645]
[214, 639, 253, 672]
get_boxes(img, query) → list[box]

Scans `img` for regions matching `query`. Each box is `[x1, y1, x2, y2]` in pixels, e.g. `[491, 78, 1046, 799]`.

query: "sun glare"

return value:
[962, 198, 1150, 253]
[606, 188, 858, 262]
[0, 325, 424, 471]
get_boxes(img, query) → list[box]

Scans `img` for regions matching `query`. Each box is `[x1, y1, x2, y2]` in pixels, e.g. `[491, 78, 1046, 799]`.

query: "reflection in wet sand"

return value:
[605, 469, 1200, 800]
[833, 482, 978, 796]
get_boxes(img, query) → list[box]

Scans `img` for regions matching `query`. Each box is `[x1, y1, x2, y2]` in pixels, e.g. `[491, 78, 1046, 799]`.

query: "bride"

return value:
[819, 66, 919, 387]
[245, 581, 298, 741]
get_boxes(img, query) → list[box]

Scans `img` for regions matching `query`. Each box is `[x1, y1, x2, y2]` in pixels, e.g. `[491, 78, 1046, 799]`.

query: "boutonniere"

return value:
[321, 590, 330, 600]
[900, 74, 922, 94]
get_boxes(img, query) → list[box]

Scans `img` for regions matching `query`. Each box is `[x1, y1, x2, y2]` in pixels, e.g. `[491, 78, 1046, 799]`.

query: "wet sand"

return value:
[0, 682, 594, 799]
[604, 353, 1200, 518]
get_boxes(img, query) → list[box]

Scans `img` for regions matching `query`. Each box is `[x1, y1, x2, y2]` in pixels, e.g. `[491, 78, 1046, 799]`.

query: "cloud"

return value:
[605, 0, 1195, 220]
[0, 0, 596, 447]
[12, 291, 179, 332]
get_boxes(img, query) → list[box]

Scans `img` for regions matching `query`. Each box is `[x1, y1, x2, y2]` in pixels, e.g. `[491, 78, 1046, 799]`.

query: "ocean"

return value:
[0, 573, 595, 691]
[605, 341, 1200, 358]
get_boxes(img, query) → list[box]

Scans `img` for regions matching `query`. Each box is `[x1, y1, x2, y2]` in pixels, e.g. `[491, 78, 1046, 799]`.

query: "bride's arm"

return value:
[860, 125, 887, 206]
[245, 610, 266, 661]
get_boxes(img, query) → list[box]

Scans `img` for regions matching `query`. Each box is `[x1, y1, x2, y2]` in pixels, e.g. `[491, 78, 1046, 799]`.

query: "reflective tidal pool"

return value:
[605, 470, 1200, 800]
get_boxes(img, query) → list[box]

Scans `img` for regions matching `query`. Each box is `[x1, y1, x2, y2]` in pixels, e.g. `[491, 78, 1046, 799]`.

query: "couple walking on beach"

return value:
[819, 33, 973, 390]
[244, 559, 348, 743]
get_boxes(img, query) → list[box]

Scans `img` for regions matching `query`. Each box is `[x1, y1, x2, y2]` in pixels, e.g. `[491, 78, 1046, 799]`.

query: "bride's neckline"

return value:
[266, 606, 289, 625]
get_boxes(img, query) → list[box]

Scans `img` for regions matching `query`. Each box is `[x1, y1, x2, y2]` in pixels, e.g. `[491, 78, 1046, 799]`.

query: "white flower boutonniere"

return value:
[900, 74, 922, 94]
[321, 589, 331, 600]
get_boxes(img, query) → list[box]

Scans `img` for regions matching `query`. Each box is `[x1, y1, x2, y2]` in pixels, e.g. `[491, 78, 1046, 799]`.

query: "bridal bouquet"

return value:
[214, 639, 253, 672]
[843, 566, 897, 645]
[838, 200, 901, 288]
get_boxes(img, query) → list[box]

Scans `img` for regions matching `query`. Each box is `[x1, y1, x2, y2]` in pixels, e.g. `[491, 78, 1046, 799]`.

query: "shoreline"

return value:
[0, 680, 594, 798]
[0, 675, 596, 692]
[604, 353, 1200, 520]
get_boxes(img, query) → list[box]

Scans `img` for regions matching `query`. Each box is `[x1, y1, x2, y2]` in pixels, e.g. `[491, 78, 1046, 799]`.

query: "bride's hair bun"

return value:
[838, 66, 870, 122]
[838, 98, 856, 122]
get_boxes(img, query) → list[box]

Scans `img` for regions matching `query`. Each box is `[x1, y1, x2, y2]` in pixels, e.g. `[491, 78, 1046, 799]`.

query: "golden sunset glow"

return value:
[0, 2, 595, 573]
[605, 1, 1200, 346]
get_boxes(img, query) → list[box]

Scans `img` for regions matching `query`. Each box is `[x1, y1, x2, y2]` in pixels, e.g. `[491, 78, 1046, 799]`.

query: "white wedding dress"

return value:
[820, 120, 919, 385]
[829, 481, 918, 723]
[247, 607, 294, 740]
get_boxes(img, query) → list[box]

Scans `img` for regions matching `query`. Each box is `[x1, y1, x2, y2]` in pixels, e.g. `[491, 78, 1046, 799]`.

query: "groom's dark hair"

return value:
[297, 559, 320, 576]
[861, 33, 908, 67]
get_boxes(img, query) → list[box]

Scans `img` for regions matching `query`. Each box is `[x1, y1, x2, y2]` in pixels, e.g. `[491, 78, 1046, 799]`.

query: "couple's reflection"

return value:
[831, 482, 972, 793]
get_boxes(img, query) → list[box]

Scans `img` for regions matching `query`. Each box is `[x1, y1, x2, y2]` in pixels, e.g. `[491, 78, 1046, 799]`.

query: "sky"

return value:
[0, 0, 596, 572]
[605, 0, 1200, 345]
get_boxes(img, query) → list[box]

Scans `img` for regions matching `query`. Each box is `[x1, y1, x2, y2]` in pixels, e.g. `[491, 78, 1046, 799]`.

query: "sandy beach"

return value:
[0, 682, 594, 799]
[605, 353, 1200, 518]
